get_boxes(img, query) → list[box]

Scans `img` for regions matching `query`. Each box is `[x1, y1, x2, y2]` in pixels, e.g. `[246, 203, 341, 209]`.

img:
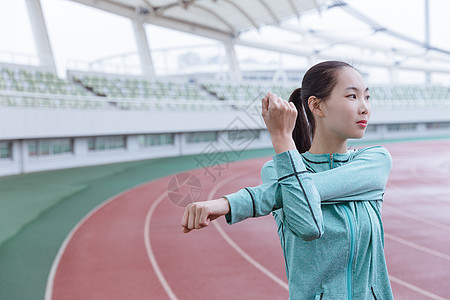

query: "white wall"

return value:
[2, 106, 450, 140]
[1, 106, 450, 177]
[0, 106, 265, 140]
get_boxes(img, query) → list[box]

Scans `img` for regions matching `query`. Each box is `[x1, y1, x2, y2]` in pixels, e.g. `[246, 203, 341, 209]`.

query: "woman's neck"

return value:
[308, 133, 348, 154]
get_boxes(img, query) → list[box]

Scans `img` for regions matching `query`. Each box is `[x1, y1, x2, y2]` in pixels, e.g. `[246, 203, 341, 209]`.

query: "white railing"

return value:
[0, 90, 258, 111]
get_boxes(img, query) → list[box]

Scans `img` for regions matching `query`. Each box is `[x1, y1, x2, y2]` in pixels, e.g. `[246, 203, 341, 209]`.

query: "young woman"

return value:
[181, 61, 394, 300]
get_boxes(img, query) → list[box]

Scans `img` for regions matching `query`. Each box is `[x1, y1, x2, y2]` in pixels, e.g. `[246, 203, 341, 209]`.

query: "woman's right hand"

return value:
[181, 197, 230, 233]
[261, 92, 298, 154]
[261, 92, 297, 138]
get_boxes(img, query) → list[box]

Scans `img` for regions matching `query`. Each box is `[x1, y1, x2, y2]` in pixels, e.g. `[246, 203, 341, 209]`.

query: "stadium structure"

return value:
[1, 1, 450, 300]
[1, 0, 450, 177]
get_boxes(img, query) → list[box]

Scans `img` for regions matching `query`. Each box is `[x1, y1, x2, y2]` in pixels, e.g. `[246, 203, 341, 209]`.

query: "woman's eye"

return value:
[365, 95, 371, 101]
[347, 94, 357, 99]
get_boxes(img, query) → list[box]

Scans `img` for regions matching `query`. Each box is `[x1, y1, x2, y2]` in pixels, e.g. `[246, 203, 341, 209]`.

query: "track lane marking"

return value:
[144, 191, 178, 300]
[384, 204, 450, 232]
[45, 143, 450, 300]
[44, 181, 153, 300]
[212, 223, 289, 290]
[206, 159, 449, 298]
[389, 276, 447, 300]
[207, 170, 289, 291]
[386, 183, 450, 210]
[385, 233, 450, 261]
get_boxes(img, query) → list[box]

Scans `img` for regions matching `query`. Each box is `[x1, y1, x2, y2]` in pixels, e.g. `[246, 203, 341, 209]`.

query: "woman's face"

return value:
[319, 67, 371, 140]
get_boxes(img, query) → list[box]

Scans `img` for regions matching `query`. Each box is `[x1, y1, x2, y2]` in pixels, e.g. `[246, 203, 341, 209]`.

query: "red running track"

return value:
[46, 140, 450, 300]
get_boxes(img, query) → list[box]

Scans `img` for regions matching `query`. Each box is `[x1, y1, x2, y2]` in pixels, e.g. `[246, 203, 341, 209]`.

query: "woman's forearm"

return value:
[271, 135, 297, 154]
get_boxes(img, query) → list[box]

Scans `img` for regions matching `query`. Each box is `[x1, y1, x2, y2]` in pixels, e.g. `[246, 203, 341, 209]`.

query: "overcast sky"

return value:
[1, 0, 449, 83]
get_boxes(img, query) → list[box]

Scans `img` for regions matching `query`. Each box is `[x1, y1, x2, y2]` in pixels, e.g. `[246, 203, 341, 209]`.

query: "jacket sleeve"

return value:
[311, 146, 392, 202]
[224, 149, 324, 241]
[272, 150, 324, 241]
[223, 176, 282, 225]
[263, 146, 392, 203]
[223, 146, 391, 240]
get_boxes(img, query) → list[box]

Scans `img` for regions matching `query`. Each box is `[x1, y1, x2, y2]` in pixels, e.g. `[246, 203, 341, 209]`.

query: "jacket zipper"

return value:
[342, 205, 355, 300]
[331, 153, 354, 300]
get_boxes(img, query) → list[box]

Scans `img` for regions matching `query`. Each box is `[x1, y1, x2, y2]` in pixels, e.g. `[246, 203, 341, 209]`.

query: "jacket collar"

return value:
[301, 149, 354, 163]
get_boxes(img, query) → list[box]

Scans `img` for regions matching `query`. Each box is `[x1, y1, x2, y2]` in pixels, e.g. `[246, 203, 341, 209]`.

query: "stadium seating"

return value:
[0, 66, 90, 96]
[200, 82, 296, 101]
[201, 81, 450, 109]
[369, 84, 450, 109]
[71, 73, 216, 101]
[1, 64, 449, 111]
[0, 65, 111, 109]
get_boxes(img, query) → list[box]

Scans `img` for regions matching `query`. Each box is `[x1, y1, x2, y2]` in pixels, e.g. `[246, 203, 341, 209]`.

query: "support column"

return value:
[424, 0, 431, 83]
[387, 52, 399, 83]
[25, 0, 56, 72]
[132, 19, 155, 77]
[389, 67, 399, 83]
[19, 140, 28, 174]
[224, 38, 242, 81]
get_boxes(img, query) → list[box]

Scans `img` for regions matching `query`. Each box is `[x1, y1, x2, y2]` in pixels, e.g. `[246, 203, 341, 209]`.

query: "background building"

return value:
[1, 0, 450, 176]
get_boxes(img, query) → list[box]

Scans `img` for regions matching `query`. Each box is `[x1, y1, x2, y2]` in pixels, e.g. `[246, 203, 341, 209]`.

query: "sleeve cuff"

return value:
[222, 188, 254, 225]
[272, 150, 307, 180]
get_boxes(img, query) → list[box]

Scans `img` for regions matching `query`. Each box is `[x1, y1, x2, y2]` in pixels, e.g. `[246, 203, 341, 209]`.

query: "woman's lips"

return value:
[357, 120, 368, 128]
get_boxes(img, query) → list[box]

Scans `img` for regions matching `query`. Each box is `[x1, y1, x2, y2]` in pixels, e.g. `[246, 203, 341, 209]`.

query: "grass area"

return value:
[0, 148, 275, 300]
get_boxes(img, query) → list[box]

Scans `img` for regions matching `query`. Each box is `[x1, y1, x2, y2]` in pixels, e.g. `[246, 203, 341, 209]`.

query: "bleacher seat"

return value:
[1, 65, 449, 111]
[0, 66, 90, 96]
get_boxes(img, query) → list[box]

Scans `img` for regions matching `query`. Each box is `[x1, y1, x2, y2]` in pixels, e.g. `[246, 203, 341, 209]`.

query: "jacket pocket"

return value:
[314, 293, 346, 300]
[314, 293, 323, 300]
[371, 286, 382, 300]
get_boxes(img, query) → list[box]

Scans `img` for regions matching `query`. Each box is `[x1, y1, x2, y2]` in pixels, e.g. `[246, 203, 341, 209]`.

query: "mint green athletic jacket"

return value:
[223, 146, 394, 300]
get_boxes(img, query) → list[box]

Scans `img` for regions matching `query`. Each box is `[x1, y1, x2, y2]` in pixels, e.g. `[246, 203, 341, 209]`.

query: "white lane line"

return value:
[390, 275, 447, 300]
[386, 183, 450, 210]
[212, 223, 289, 290]
[208, 170, 289, 291]
[45, 181, 153, 300]
[385, 233, 450, 262]
[384, 205, 450, 232]
[144, 191, 178, 300]
[215, 166, 449, 297]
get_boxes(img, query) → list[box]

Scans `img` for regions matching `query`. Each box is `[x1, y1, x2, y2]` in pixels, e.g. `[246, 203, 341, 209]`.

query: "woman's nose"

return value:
[359, 99, 369, 114]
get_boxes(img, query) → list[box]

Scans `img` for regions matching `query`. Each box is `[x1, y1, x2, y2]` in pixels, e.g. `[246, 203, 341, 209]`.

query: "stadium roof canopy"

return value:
[8, 0, 449, 82]
[66, 0, 450, 76]
[69, 0, 323, 39]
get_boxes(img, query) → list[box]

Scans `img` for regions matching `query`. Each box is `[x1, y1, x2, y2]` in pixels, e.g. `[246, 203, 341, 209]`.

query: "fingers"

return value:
[288, 101, 297, 113]
[198, 207, 210, 227]
[267, 92, 277, 110]
[194, 205, 208, 229]
[261, 92, 270, 116]
[181, 206, 189, 229]
[181, 207, 193, 233]
[181, 202, 210, 233]
[262, 92, 285, 116]
[267, 93, 294, 115]
[187, 204, 196, 231]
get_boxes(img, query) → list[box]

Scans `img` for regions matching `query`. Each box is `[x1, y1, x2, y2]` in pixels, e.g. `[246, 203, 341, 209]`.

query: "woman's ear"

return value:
[308, 96, 324, 117]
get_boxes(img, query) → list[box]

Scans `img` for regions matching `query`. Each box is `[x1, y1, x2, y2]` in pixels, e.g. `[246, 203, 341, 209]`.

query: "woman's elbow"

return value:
[286, 220, 324, 241]
[301, 227, 323, 241]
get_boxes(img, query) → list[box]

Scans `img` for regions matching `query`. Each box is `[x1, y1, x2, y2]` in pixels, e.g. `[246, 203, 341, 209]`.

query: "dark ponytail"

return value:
[289, 87, 311, 154]
[288, 61, 355, 153]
